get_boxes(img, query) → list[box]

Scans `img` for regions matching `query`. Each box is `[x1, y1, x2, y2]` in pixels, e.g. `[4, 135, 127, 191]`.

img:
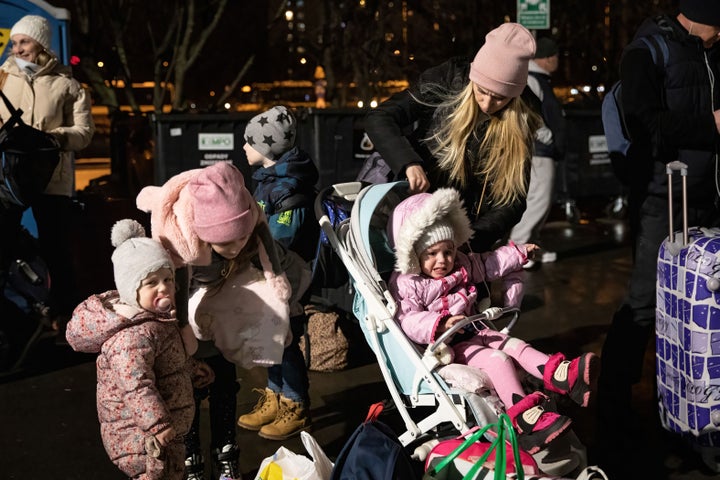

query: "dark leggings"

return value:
[33, 195, 77, 316]
[185, 354, 239, 454]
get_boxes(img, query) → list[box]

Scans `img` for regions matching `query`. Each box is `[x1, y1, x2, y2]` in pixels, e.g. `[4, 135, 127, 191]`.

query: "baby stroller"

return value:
[0, 223, 54, 373]
[316, 180, 587, 477]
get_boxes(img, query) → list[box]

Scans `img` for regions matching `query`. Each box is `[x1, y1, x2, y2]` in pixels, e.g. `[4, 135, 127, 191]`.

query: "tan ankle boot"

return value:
[237, 388, 279, 430]
[258, 395, 312, 440]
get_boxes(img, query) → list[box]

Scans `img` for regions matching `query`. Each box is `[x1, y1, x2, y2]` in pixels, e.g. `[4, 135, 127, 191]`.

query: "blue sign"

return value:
[0, 0, 70, 65]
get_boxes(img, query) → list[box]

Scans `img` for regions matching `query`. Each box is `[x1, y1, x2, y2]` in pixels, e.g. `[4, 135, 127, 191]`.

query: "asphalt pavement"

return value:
[1, 198, 719, 480]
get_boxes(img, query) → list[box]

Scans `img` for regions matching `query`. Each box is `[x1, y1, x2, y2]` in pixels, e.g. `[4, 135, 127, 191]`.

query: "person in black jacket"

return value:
[365, 22, 542, 253]
[509, 37, 566, 269]
[597, 0, 720, 475]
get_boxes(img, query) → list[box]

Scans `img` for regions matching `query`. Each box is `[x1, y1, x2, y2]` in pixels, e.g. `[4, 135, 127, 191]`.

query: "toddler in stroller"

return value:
[386, 188, 599, 455]
[319, 181, 595, 475]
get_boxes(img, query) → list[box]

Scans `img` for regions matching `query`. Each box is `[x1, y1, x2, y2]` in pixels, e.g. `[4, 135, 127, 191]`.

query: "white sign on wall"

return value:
[198, 133, 234, 151]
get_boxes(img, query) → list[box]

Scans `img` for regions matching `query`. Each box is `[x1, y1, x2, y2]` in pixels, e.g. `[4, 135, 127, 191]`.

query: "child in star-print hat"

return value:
[243, 105, 297, 161]
[242, 104, 318, 261]
[239, 104, 319, 440]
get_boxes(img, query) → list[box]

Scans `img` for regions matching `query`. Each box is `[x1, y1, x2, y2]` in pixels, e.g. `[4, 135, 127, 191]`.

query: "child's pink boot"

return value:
[506, 391, 572, 454]
[543, 352, 600, 407]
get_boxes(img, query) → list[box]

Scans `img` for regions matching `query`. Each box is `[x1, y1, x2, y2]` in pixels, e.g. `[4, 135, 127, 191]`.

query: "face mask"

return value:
[14, 57, 39, 76]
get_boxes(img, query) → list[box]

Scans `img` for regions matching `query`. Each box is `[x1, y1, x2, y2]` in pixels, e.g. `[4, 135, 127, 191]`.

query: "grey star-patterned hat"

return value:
[243, 105, 297, 161]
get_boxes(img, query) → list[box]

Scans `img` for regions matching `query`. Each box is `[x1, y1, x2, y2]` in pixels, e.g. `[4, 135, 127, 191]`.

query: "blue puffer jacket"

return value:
[251, 146, 319, 262]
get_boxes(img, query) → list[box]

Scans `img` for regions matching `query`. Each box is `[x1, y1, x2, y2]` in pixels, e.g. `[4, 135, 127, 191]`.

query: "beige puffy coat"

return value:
[0, 56, 94, 196]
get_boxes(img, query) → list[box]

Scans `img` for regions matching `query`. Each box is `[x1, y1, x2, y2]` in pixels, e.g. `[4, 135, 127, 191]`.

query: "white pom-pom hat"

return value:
[111, 219, 174, 308]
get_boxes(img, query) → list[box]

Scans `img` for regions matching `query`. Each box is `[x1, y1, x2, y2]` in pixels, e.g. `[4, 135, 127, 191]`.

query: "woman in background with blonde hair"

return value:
[365, 22, 541, 253]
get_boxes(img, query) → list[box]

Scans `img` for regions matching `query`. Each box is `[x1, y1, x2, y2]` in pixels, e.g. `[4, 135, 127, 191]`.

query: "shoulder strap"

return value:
[0, 70, 7, 91]
[273, 190, 316, 214]
[0, 85, 25, 131]
[638, 34, 669, 68]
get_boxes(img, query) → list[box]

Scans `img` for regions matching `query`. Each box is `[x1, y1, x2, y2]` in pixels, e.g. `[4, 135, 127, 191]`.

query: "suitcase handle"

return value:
[666, 160, 688, 246]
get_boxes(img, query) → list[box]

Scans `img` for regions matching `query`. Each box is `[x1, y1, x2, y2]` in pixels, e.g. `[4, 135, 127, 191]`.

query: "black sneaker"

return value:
[185, 452, 204, 480]
[213, 443, 240, 480]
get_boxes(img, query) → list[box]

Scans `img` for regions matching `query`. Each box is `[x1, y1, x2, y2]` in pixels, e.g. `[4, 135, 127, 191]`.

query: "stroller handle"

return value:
[428, 307, 521, 354]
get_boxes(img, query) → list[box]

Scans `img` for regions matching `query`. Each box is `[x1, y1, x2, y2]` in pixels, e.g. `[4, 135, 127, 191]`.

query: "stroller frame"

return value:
[316, 182, 480, 445]
[316, 181, 588, 475]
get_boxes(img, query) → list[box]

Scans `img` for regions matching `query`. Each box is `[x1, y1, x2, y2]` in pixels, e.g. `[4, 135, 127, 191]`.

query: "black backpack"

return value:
[330, 402, 418, 480]
[601, 18, 673, 184]
[0, 89, 60, 207]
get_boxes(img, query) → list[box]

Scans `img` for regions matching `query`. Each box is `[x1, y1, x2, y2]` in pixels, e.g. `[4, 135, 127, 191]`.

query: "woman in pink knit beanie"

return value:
[365, 22, 543, 254]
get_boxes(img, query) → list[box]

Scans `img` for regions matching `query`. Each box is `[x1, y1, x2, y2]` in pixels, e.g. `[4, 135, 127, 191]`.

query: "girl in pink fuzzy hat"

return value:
[387, 188, 599, 454]
[366, 22, 543, 254]
[137, 161, 311, 479]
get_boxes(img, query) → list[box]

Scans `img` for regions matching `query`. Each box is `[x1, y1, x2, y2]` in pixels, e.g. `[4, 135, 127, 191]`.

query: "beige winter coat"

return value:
[0, 56, 94, 196]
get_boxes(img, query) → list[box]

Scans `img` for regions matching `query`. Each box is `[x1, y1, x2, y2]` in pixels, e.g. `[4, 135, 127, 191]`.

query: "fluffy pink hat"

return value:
[469, 23, 536, 98]
[189, 162, 258, 244]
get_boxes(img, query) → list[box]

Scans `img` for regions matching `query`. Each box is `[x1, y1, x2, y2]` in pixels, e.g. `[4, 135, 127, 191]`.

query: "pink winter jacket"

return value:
[389, 244, 528, 345]
[66, 291, 195, 467]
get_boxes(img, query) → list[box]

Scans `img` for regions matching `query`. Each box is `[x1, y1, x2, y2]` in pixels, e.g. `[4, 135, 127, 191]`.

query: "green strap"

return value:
[428, 423, 494, 474]
[428, 414, 524, 480]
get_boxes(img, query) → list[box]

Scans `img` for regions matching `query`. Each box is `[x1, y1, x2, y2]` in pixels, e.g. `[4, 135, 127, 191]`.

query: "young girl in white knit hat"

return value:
[66, 219, 212, 480]
[387, 188, 599, 454]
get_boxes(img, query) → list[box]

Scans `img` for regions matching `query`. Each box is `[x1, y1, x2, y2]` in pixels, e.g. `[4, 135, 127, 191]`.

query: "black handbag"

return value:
[0, 89, 60, 207]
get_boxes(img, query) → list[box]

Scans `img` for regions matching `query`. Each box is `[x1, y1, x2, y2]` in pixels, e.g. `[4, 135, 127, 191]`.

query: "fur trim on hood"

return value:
[388, 188, 474, 274]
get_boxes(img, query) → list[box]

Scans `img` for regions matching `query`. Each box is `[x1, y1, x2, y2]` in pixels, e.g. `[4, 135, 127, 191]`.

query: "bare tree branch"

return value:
[148, 3, 183, 113]
[100, 1, 140, 112]
[170, 0, 228, 110]
[215, 54, 255, 108]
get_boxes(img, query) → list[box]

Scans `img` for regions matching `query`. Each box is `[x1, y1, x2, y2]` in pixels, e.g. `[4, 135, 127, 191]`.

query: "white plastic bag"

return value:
[506, 465, 609, 479]
[255, 431, 333, 480]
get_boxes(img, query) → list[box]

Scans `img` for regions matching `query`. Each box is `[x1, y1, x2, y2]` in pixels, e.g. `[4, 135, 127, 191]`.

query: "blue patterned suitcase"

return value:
[656, 162, 720, 455]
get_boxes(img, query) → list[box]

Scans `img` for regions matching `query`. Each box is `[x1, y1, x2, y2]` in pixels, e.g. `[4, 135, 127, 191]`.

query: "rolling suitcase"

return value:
[656, 161, 720, 469]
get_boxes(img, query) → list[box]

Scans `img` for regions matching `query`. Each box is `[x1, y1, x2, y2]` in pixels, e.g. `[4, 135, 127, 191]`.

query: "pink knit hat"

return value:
[469, 23, 536, 98]
[189, 162, 258, 244]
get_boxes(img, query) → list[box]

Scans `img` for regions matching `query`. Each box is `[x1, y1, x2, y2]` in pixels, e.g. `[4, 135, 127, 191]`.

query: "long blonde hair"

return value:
[426, 83, 541, 206]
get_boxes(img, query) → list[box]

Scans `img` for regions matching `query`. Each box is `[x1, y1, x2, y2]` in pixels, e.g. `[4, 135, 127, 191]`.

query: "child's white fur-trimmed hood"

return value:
[389, 188, 474, 274]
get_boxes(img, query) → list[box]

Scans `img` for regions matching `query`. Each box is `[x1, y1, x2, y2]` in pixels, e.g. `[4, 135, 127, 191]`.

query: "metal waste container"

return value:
[559, 108, 623, 200]
[153, 113, 255, 186]
[154, 109, 375, 190]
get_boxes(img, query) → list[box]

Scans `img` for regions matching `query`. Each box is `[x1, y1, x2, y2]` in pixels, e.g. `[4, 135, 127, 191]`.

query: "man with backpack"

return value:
[597, 1, 720, 476]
